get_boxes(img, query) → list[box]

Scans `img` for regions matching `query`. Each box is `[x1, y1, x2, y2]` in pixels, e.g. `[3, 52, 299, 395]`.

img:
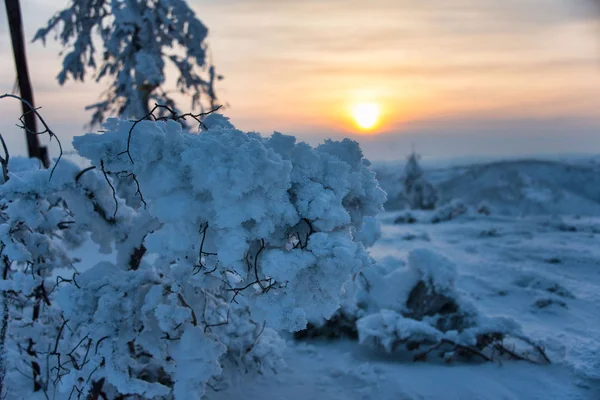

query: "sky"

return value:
[1, 0, 600, 161]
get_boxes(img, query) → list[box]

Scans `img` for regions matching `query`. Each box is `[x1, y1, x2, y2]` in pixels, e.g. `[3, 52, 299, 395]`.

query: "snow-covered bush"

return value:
[0, 95, 386, 398]
[403, 152, 437, 210]
[0, 114, 385, 398]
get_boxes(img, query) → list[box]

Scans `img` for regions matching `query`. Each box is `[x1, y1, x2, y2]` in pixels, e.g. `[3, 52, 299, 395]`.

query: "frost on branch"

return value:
[55, 116, 387, 397]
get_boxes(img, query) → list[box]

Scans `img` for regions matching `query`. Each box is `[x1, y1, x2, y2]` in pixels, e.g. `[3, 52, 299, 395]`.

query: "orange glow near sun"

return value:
[351, 102, 381, 132]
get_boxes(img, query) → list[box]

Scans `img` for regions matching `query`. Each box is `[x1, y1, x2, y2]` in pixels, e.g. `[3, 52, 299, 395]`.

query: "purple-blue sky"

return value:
[1, 0, 600, 161]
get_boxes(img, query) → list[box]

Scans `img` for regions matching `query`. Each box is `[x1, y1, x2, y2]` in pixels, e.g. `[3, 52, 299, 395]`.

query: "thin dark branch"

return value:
[0, 134, 9, 182]
[203, 309, 230, 334]
[246, 321, 267, 354]
[125, 173, 147, 209]
[94, 336, 109, 355]
[177, 294, 198, 326]
[75, 166, 96, 183]
[253, 239, 266, 290]
[193, 223, 218, 274]
[0, 94, 63, 180]
[99, 160, 118, 220]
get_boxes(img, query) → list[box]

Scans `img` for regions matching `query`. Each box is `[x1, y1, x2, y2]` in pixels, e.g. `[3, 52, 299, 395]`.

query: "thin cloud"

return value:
[268, 57, 600, 78]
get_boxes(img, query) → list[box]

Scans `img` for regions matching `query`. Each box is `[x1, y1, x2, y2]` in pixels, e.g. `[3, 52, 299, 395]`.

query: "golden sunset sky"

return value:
[1, 0, 600, 160]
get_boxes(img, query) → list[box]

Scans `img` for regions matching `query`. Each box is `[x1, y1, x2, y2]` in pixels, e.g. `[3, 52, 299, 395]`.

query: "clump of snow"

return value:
[407, 248, 457, 292]
[357, 310, 442, 352]
[202, 113, 235, 130]
[354, 216, 382, 247]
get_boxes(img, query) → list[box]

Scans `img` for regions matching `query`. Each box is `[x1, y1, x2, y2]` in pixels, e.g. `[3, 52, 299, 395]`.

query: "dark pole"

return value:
[4, 0, 49, 168]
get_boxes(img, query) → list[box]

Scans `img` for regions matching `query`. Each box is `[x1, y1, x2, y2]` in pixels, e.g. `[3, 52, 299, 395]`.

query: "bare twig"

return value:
[253, 240, 266, 290]
[94, 336, 109, 355]
[177, 294, 198, 327]
[203, 309, 230, 334]
[193, 223, 218, 274]
[124, 173, 147, 209]
[74, 166, 96, 183]
[411, 334, 550, 365]
[76, 166, 147, 210]
[0, 94, 63, 180]
[513, 335, 552, 364]
[246, 321, 267, 354]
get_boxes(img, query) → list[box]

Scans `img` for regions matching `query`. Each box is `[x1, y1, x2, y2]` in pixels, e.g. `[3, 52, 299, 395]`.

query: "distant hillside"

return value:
[374, 158, 600, 216]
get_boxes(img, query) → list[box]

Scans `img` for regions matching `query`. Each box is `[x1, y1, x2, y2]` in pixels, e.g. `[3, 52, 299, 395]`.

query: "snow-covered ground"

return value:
[213, 195, 600, 398]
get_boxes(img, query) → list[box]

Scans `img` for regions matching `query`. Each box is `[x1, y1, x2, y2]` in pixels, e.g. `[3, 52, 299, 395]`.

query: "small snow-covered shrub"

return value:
[0, 111, 386, 398]
[298, 248, 551, 365]
[476, 202, 492, 216]
[356, 249, 474, 329]
[532, 297, 567, 310]
[430, 200, 468, 224]
[393, 211, 418, 225]
[356, 250, 550, 363]
[401, 232, 430, 242]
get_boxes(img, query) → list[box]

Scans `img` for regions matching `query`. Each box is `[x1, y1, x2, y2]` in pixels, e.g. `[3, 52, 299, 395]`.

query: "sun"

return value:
[351, 102, 381, 131]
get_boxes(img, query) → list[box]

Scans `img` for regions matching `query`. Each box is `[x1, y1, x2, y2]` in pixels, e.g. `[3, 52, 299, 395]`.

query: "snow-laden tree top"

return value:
[404, 151, 423, 185]
[34, 0, 220, 125]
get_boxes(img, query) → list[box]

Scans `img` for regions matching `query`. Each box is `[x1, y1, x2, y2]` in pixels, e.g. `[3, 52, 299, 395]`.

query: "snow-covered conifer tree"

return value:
[403, 151, 437, 210]
[33, 0, 221, 125]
